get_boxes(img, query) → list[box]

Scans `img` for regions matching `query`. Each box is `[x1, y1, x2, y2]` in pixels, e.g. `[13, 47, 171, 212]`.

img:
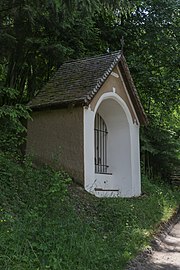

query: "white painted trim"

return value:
[94, 92, 133, 126]
[111, 71, 119, 78]
[116, 65, 140, 125]
[83, 91, 141, 197]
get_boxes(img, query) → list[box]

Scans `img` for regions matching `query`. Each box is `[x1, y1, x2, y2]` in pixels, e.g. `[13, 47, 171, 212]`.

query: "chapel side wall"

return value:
[26, 107, 84, 185]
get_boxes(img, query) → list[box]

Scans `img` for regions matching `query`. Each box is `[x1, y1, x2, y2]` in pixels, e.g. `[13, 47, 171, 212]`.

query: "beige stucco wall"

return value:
[26, 65, 138, 188]
[90, 66, 137, 122]
[26, 107, 84, 185]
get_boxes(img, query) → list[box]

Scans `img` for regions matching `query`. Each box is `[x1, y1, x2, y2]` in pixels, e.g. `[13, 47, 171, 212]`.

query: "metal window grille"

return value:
[94, 113, 108, 174]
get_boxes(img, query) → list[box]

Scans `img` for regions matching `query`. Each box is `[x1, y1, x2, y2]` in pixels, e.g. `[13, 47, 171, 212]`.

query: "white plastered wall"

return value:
[84, 91, 141, 197]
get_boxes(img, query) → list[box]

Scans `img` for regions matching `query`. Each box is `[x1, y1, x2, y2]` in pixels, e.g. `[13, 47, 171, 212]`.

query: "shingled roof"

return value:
[29, 51, 147, 125]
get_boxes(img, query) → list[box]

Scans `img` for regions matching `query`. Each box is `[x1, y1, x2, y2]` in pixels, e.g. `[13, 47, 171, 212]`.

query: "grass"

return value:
[0, 152, 179, 270]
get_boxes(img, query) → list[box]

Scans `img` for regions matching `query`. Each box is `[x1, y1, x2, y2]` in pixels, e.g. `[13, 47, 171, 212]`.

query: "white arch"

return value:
[93, 92, 133, 126]
[84, 90, 141, 197]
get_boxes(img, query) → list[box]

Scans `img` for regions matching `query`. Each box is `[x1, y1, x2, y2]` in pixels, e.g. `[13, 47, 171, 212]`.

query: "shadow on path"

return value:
[126, 221, 180, 270]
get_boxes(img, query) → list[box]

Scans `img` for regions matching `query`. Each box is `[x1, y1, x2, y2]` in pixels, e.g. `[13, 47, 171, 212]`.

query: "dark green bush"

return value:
[0, 87, 30, 153]
[141, 119, 180, 180]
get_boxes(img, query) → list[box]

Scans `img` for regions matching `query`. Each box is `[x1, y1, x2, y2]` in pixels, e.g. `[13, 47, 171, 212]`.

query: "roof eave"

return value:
[29, 98, 85, 112]
[83, 53, 148, 125]
[118, 56, 148, 126]
[84, 51, 122, 106]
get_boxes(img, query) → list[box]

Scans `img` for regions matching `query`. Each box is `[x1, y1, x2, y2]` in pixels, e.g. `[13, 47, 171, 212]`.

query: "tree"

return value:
[122, 0, 180, 178]
[0, 0, 179, 178]
[0, 0, 135, 102]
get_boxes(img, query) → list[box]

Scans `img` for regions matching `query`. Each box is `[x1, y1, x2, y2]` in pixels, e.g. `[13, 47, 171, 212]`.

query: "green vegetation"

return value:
[0, 1, 179, 269]
[0, 153, 179, 269]
[1, 0, 179, 179]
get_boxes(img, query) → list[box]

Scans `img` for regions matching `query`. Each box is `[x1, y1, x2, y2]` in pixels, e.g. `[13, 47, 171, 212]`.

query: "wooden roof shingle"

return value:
[29, 51, 147, 125]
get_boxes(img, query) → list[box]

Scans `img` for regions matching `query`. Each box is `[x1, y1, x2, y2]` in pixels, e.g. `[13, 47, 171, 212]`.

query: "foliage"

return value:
[141, 119, 180, 179]
[125, 0, 179, 113]
[94, 0, 180, 177]
[1, 0, 179, 178]
[0, 1, 179, 268]
[0, 156, 179, 269]
[0, 152, 71, 269]
[0, 87, 30, 152]
[0, 0, 134, 102]
[0, 0, 179, 176]
[123, 0, 180, 177]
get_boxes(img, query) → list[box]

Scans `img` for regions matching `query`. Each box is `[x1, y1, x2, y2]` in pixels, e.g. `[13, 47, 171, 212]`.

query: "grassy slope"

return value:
[0, 152, 179, 270]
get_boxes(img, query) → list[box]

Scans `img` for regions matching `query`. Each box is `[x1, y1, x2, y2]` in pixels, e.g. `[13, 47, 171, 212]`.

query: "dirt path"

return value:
[127, 221, 180, 270]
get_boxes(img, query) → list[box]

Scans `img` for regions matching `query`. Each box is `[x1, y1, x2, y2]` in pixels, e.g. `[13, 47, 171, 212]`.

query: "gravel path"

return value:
[127, 220, 180, 270]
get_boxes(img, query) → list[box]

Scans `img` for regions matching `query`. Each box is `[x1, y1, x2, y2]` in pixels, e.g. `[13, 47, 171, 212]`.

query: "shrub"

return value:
[0, 87, 30, 153]
[141, 120, 180, 180]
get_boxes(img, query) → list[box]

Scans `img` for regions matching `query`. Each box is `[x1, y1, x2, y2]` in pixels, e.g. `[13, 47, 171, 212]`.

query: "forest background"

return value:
[0, 1, 180, 269]
[0, 0, 179, 184]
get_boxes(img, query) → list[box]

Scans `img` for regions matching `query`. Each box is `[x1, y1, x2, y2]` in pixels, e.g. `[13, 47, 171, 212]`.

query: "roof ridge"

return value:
[63, 50, 121, 65]
[28, 50, 148, 125]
